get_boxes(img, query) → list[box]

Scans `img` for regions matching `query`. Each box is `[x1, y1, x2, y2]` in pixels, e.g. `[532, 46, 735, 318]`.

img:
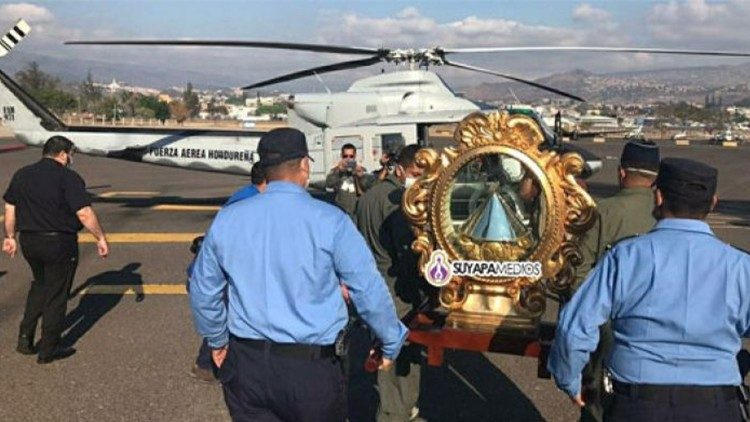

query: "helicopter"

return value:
[3, 18, 750, 183]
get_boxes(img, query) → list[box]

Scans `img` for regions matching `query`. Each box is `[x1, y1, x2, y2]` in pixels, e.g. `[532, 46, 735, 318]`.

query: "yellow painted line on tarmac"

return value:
[675, 140, 690, 146]
[98, 191, 160, 198]
[152, 204, 221, 211]
[79, 233, 201, 243]
[722, 141, 739, 148]
[76, 284, 186, 295]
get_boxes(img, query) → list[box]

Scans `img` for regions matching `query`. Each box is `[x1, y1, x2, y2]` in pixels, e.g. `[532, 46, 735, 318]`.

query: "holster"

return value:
[334, 316, 357, 357]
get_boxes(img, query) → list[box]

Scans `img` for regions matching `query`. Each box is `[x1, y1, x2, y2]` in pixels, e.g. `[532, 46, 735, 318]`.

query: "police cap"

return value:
[257, 128, 314, 167]
[655, 157, 717, 202]
[620, 140, 659, 175]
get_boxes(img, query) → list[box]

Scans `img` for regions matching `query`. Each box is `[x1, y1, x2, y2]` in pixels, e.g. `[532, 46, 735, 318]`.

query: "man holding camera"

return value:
[326, 143, 374, 218]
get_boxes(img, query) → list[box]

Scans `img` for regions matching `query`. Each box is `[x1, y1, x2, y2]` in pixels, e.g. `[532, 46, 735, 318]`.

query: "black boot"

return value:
[37, 347, 76, 364]
[16, 334, 37, 355]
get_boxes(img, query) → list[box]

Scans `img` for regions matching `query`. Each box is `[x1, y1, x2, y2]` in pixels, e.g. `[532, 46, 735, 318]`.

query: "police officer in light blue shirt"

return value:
[188, 162, 267, 383]
[549, 157, 750, 421]
[224, 161, 267, 206]
[189, 127, 408, 422]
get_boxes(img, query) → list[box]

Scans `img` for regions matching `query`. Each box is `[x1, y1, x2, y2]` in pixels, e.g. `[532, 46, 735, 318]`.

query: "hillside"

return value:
[463, 63, 750, 104]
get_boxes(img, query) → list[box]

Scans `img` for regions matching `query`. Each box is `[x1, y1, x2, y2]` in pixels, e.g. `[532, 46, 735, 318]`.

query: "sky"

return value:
[1, 0, 749, 91]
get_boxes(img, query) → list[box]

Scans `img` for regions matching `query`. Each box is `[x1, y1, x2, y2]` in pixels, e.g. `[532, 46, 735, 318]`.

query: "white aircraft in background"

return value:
[4, 19, 750, 182]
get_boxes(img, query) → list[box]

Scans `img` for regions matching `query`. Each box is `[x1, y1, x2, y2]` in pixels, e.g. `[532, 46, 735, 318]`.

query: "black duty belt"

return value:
[231, 335, 336, 360]
[20, 231, 76, 237]
[613, 380, 738, 403]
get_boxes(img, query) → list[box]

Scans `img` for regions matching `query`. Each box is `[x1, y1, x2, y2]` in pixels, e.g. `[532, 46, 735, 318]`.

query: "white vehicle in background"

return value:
[711, 128, 737, 144]
[671, 130, 688, 141]
[625, 125, 646, 142]
[240, 115, 271, 128]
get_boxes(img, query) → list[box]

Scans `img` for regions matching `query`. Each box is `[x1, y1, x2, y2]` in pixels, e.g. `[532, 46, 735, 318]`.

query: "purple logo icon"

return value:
[425, 250, 453, 287]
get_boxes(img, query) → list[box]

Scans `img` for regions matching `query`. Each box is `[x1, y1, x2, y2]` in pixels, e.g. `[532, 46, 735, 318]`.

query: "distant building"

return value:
[226, 104, 258, 120]
[579, 115, 619, 128]
[94, 78, 160, 96]
[245, 96, 280, 107]
[157, 94, 173, 103]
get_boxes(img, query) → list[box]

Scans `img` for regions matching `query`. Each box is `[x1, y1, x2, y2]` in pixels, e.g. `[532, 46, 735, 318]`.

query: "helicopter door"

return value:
[420, 123, 457, 150]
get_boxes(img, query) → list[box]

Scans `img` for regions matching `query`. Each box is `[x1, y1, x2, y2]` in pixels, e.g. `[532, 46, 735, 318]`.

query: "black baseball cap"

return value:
[620, 140, 659, 175]
[257, 128, 314, 167]
[656, 157, 717, 202]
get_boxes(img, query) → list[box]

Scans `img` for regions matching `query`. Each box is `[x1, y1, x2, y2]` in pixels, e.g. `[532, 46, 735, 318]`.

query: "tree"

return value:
[137, 96, 170, 122]
[169, 100, 189, 124]
[134, 107, 156, 119]
[225, 95, 246, 106]
[255, 103, 286, 116]
[16, 61, 57, 92]
[94, 96, 122, 120]
[182, 82, 201, 118]
[15, 62, 76, 114]
[79, 69, 102, 111]
[37, 90, 76, 114]
[206, 97, 229, 117]
[117, 91, 139, 117]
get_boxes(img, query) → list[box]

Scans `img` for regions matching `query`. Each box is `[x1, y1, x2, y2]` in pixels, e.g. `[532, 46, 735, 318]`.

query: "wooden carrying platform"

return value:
[406, 313, 556, 379]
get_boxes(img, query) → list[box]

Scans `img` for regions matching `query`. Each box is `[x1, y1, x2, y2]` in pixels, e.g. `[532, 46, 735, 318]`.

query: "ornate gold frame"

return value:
[403, 111, 596, 331]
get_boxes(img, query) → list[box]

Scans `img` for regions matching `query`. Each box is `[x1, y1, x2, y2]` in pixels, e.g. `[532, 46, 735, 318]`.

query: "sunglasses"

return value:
[342, 154, 355, 159]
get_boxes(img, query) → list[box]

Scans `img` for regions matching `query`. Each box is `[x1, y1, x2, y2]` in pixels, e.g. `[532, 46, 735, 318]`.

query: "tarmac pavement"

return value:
[0, 136, 747, 421]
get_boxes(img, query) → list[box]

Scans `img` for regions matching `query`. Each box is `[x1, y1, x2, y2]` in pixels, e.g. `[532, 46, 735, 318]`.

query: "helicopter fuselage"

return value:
[1, 68, 599, 184]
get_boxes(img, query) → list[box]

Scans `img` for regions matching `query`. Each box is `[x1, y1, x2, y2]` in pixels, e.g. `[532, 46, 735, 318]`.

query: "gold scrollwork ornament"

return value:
[403, 111, 597, 331]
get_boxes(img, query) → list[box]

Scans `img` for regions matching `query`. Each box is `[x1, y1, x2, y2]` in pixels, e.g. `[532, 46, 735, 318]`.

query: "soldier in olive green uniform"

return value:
[355, 144, 431, 422]
[325, 143, 375, 218]
[575, 140, 660, 422]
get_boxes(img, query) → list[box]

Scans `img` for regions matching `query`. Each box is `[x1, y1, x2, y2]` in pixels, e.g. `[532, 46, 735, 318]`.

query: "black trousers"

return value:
[18, 232, 79, 356]
[607, 388, 743, 422]
[219, 336, 346, 422]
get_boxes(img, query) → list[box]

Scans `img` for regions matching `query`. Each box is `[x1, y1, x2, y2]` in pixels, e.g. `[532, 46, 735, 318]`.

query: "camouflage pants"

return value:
[377, 343, 421, 422]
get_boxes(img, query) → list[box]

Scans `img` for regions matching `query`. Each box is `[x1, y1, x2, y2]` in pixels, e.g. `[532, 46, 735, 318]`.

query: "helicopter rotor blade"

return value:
[442, 46, 750, 58]
[242, 56, 383, 90]
[65, 40, 382, 56]
[444, 60, 585, 102]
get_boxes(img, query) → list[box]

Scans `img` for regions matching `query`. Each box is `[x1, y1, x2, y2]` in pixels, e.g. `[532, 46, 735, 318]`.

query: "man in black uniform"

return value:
[2, 136, 109, 363]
